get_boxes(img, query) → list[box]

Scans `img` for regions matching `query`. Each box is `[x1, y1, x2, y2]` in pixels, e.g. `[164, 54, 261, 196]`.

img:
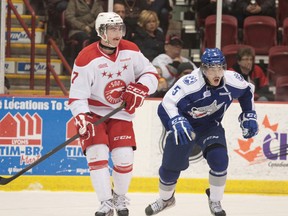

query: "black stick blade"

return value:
[0, 176, 12, 185]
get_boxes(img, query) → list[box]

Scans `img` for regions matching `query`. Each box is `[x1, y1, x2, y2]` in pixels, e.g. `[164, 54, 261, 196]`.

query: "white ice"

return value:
[0, 191, 287, 216]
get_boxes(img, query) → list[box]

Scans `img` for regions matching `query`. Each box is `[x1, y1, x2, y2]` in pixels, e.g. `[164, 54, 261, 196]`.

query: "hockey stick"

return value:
[0, 104, 125, 185]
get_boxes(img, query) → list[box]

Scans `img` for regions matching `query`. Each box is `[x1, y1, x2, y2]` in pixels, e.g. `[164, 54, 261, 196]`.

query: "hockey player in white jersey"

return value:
[68, 12, 158, 216]
[145, 48, 259, 216]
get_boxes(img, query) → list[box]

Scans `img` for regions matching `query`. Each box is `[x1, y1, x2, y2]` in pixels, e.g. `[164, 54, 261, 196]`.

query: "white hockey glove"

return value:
[122, 82, 149, 111]
[238, 111, 259, 139]
[74, 113, 96, 140]
[168, 115, 194, 145]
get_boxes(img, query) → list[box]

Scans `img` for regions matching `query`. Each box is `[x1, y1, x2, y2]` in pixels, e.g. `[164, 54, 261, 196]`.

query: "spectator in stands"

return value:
[234, 0, 276, 28]
[149, 0, 173, 37]
[177, 61, 195, 78]
[119, 0, 172, 37]
[150, 61, 195, 98]
[113, 0, 126, 20]
[131, 10, 165, 61]
[121, 0, 151, 33]
[65, 0, 103, 65]
[194, 0, 233, 29]
[229, 47, 273, 101]
[151, 34, 197, 94]
[113, 0, 133, 40]
[45, 0, 68, 38]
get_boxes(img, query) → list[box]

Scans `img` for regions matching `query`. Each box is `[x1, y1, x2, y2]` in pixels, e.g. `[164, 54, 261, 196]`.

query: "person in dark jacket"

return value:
[113, 0, 134, 41]
[131, 10, 165, 62]
[234, 0, 276, 28]
[194, 0, 233, 29]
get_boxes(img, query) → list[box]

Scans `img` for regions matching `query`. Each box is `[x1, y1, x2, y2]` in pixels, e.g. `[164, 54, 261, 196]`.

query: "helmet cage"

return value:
[201, 63, 226, 71]
[98, 23, 126, 38]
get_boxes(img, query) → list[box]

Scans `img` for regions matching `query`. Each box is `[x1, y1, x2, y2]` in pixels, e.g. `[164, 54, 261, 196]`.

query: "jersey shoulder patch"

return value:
[183, 74, 197, 85]
[233, 71, 245, 81]
[225, 70, 250, 89]
[225, 70, 245, 81]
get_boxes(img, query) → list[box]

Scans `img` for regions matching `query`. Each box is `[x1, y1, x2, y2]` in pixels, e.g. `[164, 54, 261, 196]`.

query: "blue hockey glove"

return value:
[238, 111, 259, 139]
[168, 115, 193, 145]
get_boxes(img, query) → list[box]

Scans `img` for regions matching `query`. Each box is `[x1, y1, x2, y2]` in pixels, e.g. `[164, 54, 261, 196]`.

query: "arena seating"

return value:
[202, 14, 238, 51]
[243, 16, 277, 55]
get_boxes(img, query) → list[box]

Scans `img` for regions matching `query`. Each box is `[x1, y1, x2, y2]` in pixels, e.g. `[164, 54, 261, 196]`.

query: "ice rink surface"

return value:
[0, 191, 287, 216]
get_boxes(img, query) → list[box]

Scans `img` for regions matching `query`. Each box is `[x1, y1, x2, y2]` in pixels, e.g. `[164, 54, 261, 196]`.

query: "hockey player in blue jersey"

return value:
[145, 48, 259, 216]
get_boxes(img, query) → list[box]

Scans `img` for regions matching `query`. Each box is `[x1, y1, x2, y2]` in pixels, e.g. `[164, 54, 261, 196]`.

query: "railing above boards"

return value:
[46, 37, 72, 96]
[6, 0, 36, 90]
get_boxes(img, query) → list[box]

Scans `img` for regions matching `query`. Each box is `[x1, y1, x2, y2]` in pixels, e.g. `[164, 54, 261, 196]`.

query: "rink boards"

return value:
[0, 96, 287, 194]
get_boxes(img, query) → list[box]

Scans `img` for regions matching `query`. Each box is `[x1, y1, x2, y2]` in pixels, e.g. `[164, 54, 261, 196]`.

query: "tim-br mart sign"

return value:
[0, 96, 90, 176]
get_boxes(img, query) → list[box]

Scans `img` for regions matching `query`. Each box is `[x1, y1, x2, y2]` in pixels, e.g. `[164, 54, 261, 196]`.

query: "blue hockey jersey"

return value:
[158, 68, 256, 133]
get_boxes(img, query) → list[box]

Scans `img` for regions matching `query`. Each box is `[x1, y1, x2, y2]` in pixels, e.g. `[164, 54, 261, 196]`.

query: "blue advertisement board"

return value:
[0, 96, 90, 176]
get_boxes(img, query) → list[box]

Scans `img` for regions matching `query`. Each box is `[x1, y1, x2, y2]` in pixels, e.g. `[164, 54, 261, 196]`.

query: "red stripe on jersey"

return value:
[88, 160, 108, 171]
[68, 98, 78, 105]
[113, 164, 133, 173]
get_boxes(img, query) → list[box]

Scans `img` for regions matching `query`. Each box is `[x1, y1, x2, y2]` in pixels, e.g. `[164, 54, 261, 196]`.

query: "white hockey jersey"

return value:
[69, 40, 158, 121]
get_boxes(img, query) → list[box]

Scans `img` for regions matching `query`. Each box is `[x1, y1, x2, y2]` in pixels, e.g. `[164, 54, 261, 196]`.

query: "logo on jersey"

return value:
[183, 75, 197, 85]
[188, 100, 225, 118]
[104, 79, 126, 104]
[234, 72, 244, 81]
[98, 63, 108, 69]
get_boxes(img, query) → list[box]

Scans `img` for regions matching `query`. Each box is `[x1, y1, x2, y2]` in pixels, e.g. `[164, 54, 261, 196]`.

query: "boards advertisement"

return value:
[0, 96, 287, 193]
[0, 96, 89, 176]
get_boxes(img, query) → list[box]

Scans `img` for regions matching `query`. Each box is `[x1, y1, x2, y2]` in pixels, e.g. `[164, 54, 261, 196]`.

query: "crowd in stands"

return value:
[22, 0, 288, 101]
[64, 0, 104, 66]
[194, 0, 277, 28]
[131, 9, 165, 62]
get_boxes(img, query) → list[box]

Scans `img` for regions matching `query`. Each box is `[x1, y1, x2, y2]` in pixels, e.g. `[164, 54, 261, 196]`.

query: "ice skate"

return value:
[95, 199, 114, 216]
[145, 195, 175, 215]
[206, 188, 226, 216]
[113, 192, 130, 216]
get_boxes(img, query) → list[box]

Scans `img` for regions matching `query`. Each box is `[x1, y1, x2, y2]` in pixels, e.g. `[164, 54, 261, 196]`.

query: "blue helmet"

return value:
[201, 48, 226, 66]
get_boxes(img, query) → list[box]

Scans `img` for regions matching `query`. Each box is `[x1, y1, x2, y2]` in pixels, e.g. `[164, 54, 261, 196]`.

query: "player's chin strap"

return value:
[99, 42, 116, 51]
